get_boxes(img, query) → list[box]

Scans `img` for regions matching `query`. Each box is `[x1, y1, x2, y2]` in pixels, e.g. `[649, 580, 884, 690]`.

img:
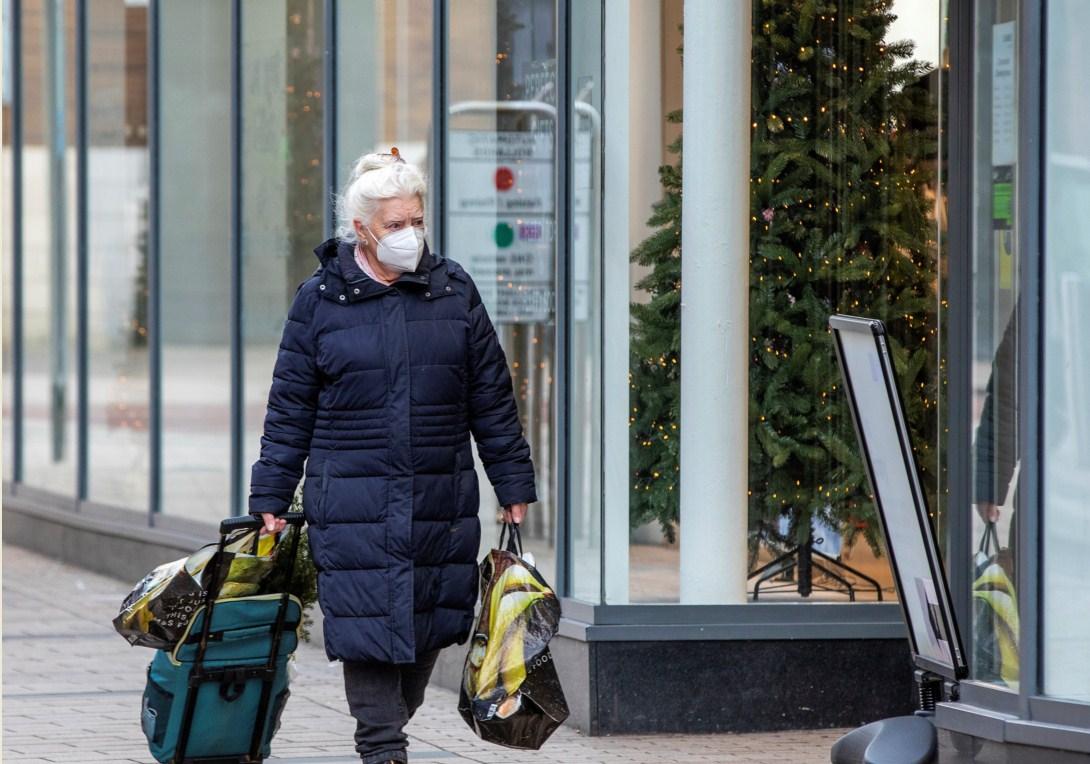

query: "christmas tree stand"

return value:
[749, 534, 884, 601]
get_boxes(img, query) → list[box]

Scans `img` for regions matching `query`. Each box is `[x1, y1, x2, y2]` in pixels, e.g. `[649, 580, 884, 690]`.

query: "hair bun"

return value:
[351, 152, 402, 181]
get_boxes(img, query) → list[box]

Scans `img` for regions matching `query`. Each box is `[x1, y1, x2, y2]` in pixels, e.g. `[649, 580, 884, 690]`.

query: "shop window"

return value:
[575, 0, 945, 605]
[2, 0, 16, 479]
[87, 0, 148, 509]
[16, 1, 78, 497]
[335, 0, 433, 190]
[968, 0, 1020, 688]
[159, 1, 232, 523]
[240, 0, 326, 506]
[446, 0, 558, 585]
[1042, 0, 1090, 703]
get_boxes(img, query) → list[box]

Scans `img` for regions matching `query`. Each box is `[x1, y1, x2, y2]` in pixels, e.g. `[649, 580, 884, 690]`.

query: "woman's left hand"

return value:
[502, 503, 528, 524]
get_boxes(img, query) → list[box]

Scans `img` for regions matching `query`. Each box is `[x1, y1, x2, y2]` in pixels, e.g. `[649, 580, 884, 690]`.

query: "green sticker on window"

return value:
[493, 222, 515, 248]
[992, 181, 1013, 225]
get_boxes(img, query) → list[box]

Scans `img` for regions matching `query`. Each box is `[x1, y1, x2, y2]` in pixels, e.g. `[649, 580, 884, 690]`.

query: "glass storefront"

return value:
[1042, 0, 1090, 705]
[2, 0, 13, 480]
[19, 0, 78, 498]
[335, 0, 432, 189]
[567, 0, 603, 603]
[445, 0, 559, 585]
[159, 0, 231, 523]
[968, 0, 1020, 689]
[568, 0, 944, 605]
[240, 0, 326, 518]
[87, 0, 150, 509]
[743, 0, 944, 606]
[5, 0, 1090, 748]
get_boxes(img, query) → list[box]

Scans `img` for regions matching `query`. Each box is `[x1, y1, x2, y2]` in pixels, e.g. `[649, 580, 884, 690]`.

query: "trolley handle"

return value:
[220, 512, 305, 536]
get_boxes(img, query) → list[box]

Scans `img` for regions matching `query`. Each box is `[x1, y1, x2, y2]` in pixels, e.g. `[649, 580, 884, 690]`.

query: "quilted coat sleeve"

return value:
[248, 280, 322, 517]
[466, 276, 539, 507]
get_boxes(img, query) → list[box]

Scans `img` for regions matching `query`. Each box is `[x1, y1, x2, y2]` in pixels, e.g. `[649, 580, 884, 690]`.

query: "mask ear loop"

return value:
[364, 224, 381, 247]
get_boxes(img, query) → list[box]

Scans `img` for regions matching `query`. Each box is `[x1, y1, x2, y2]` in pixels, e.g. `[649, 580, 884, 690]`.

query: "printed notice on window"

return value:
[447, 130, 591, 324]
[992, 21, 1016, 168]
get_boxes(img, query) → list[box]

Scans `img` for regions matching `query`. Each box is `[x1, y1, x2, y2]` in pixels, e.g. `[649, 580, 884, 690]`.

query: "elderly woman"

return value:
[248, 150, 537, 764]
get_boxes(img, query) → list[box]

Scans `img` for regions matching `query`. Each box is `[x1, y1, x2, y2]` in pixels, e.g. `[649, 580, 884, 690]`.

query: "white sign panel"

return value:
[991, 21, 1016, 167]
[448, 131, 553, 324]
[831, 315, 967, 680]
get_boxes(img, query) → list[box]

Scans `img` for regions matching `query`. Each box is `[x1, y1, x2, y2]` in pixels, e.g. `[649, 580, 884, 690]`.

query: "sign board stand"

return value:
[828, 315, 969, 764]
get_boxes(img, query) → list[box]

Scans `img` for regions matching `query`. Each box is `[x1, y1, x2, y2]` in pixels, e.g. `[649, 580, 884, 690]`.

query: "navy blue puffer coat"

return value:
[248, 237, 537, 664]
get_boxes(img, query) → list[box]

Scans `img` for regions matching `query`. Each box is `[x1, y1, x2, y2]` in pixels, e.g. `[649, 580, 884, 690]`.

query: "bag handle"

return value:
[220, 512, 305, 536]
[498, 521, 523, 557]
[978, 521, 1001, 557]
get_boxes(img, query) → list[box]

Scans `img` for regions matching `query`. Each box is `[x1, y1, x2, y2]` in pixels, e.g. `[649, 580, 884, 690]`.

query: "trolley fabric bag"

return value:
[138, 514, 305, 764]
[458, 523, 569, 750]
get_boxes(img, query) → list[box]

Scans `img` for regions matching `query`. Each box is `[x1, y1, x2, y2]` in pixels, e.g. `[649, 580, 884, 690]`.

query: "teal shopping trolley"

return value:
[140, 513, 305, 764]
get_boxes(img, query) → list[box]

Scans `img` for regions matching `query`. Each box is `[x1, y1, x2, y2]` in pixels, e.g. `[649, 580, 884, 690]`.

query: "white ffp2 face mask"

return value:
[367, 225, 426, 273]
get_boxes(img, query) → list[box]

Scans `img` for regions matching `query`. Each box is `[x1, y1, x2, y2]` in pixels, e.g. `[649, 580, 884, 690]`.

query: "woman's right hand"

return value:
[260, 513, 288, 536]
[975, 502, 1000, 524]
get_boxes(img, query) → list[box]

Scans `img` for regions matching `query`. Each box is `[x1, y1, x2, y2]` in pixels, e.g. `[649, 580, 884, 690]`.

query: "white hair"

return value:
[334, 152, 428, 244]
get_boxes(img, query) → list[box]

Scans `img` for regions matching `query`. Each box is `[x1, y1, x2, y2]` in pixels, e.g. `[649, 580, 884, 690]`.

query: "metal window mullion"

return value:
[147, 0, 162, 523]
[45, 0, 69, 471]
[230, 0, 244, 517]
[945, 0, 975, 636]
[432, 0, 447, 255]
[76, 0, 88, 502]
[1016, 0, 1044, 714]
[12, 0, 24, 485]
[596, 0, 606, 603]
[323, 0, 336, 238]
[555, 0, 572, 598]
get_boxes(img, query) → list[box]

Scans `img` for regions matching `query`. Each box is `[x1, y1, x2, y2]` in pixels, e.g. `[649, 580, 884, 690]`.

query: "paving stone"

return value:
[3, 543, 847, 763]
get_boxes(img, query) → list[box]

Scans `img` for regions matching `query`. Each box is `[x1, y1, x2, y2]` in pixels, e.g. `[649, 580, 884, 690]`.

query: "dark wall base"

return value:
[2, 485, 208, 584]
[592, 639, 915, 735]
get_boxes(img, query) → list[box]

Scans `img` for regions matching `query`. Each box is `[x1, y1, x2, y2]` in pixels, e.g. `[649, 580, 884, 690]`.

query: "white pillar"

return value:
[679, 0, 751, 604]
[602, 0, 630, 604]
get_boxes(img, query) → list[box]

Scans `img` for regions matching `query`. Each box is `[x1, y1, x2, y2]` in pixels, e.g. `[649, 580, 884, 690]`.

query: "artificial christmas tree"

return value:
[629, 0, 940, 594]
[629, 110, 684, 543]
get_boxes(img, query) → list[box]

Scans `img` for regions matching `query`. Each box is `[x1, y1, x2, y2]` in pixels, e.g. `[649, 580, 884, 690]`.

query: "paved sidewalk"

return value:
[2, 544, 844, 763]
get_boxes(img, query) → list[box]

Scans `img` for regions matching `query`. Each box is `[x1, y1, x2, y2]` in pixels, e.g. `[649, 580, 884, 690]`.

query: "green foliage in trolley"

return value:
[262, 484, 320, 641]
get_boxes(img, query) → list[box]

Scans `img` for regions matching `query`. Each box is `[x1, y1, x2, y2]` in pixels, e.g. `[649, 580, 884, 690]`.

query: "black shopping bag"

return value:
[113, 527, 280, 649]
[458, 523, 569, 749]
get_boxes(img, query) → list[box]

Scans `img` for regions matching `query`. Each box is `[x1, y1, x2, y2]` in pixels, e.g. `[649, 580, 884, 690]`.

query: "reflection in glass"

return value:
[622, 1, 943, 604]
[20, 0, 78, 497]
[1043, 0, 1090, 703]
[447, 0, 557, 585]
[968, 1, 1019, 688]
[567, 0, 602, 603]
[3, 0, 16, 480]
[335, 0, 432, 189]
[86, 0, 150, 509]
[159, 2, 232, 523]
[746, 1, 942, 604]
[623, 0, 683, 603]
[241, 0, 326, 505]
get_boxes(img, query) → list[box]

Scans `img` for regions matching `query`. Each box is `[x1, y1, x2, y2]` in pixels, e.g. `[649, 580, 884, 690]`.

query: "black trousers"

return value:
[342, 649, 441, 763]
